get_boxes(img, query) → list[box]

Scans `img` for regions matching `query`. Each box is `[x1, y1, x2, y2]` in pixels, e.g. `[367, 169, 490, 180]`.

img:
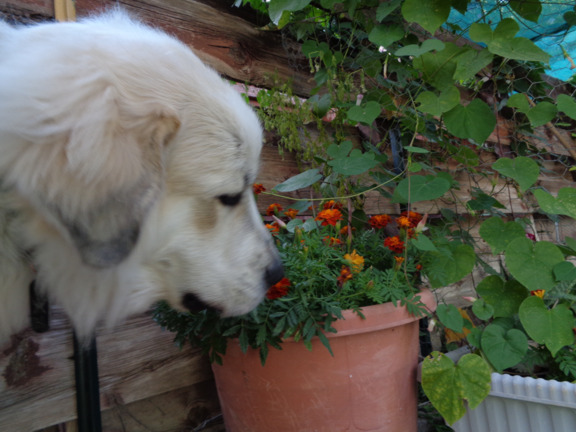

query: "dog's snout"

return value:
[182, 293, 221, 314]
[265, 260, 285, 287]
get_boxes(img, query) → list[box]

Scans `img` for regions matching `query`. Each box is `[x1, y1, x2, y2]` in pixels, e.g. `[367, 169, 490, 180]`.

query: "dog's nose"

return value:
[265, 260, 285, 287]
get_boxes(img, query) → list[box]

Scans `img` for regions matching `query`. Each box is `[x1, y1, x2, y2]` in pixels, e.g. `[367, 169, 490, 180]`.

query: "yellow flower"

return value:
[344, 250, 364, 274]
[531, 289, 545, 299]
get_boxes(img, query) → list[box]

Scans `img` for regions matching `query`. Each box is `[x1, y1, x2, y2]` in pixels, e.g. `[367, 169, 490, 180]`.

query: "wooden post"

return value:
[54, 0, 76, 22]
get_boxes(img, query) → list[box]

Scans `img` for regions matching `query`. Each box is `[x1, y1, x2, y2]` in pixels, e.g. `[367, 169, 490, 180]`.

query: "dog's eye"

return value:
[218, 193, 242, 207]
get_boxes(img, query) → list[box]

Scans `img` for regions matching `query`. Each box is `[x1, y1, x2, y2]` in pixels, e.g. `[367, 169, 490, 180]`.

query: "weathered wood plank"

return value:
[0, 0, 53, 17]
[75, 0, 315, 96]
[0, 308, 216, 431]
[40, 383, 224, 432]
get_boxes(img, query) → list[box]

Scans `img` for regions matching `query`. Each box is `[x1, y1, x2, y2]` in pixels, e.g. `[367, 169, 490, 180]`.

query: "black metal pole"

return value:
[73, 334, 103, 432]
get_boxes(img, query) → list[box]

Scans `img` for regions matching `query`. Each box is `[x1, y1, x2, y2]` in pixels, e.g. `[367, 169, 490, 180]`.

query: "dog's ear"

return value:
[56, 110, 181, 268]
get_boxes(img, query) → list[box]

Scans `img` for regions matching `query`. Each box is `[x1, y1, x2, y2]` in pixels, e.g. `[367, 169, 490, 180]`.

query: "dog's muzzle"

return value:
[265, 260, 285, 287]
[182, 293, 220, 314]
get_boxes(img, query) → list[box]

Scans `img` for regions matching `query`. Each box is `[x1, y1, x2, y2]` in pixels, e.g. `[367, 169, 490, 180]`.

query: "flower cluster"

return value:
[261, 202, 426, 311]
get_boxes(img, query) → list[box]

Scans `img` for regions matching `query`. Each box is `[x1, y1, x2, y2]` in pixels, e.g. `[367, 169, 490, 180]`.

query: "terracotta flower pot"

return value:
[211, 289, 436, 432]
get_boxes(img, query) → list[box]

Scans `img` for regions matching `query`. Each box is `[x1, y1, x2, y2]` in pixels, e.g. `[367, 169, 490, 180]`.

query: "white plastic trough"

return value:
[452, 373, 576, 432]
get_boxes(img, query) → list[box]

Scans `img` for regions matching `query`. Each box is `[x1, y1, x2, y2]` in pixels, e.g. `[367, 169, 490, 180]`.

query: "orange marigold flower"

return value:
[337, 266, 353, 285]
[267, 277, 291, 300]
[396, 215, 413, 230]
[265, 222, 280, 234]
[416, 264, 423, 271]
[400, 211, 423, 228]
[384, 236, 405, 253]
[323, 236, 342, 246]
[316, 208, 343, 226]
[323, 200, 344, 211]
[284, 208, 299, 219]
[369, 214, 391, 229]
[266, 203, 283, 216]
[531, 289, 545, 299]
[344, 250, 364, 273]
[340, 225, 355, 236]
[253, 183, 266, 195]
[394, 256, 405, 269]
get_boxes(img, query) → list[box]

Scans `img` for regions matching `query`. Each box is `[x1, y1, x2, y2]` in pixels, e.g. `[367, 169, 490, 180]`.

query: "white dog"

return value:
[0, 10, 283, 344]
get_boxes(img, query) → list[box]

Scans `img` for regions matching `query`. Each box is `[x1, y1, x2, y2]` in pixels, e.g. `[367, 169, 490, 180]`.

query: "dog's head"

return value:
[140, 92, 285, 316]
[0, 11, 284, 338]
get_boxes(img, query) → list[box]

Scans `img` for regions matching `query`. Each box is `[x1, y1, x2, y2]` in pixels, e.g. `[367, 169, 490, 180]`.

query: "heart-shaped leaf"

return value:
[412, 43, 461, 89]
[556, 94, 576, 120]
[453, 48, 493, 82]
[527, 102, 558, 128]
[422, 243, 475, 288]
[505, 238, 565, 292]
[471, 19, 550, 63]
[416, 86, 460, 116]
[401, 0, 451, 34]
[368, 24, 404, 49]
[519, 296, 574, 356]
[444, 99, 496, 143]
[437, 304, 464, 332]
[393, 175, 451, 203]
[274, 168, 322, 192]
[492, 156, 540, 192]
[554, 261, 576, 281]
[534, 188, 576, 220]
[481, 324, 528, 372]
[509, 0, 542, 23]
[421, 352, 492, 425]
[376, 0, 402, 22]
[472, 298, 494, 321]
[479, 217, 526, 254]
[395, 39, 445, 57]
[507, 93, 531, 112]
[327, 142, 379, 176]
[328, 149, 378, 175]
[475, 275, 528, 318]
[347, 101, 381, 125]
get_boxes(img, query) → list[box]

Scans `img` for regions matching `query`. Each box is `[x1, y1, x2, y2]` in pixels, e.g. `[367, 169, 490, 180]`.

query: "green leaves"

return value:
[368, 24, 404, 49]
[347, 101, 381, 126]
[268, 0, 311, 26]
[393, 174, 452, 203]
[413, 43, 492, 90]
[519, 296, 574, 356]
[421, 352, 492, 425]
[437, 304, 464, 332]
[475, 276, 528, 318]
[479, 217, 526, 255]
[401, 0, 451, 34]
[492, 156, 540, 192]
[505, 238, 565, 292]
[326, 141, 379, 175]
[274, 168, 322, 192]
[534, 188, 576, 219]
[470, 19, 550, 63]
[556, 94, 576, 120]
[509, 0, 542, 23]
[481, 324, 528, 372]
[508, 93, 558, 127]
[444, 99, 496, 144]
[422, 242, 476, 288]
[395, 39, 445, 57]
[415, 86, 460, 117]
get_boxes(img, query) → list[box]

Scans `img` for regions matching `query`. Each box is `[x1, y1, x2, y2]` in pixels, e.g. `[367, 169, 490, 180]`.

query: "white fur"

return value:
[0, 10, 281, 344]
